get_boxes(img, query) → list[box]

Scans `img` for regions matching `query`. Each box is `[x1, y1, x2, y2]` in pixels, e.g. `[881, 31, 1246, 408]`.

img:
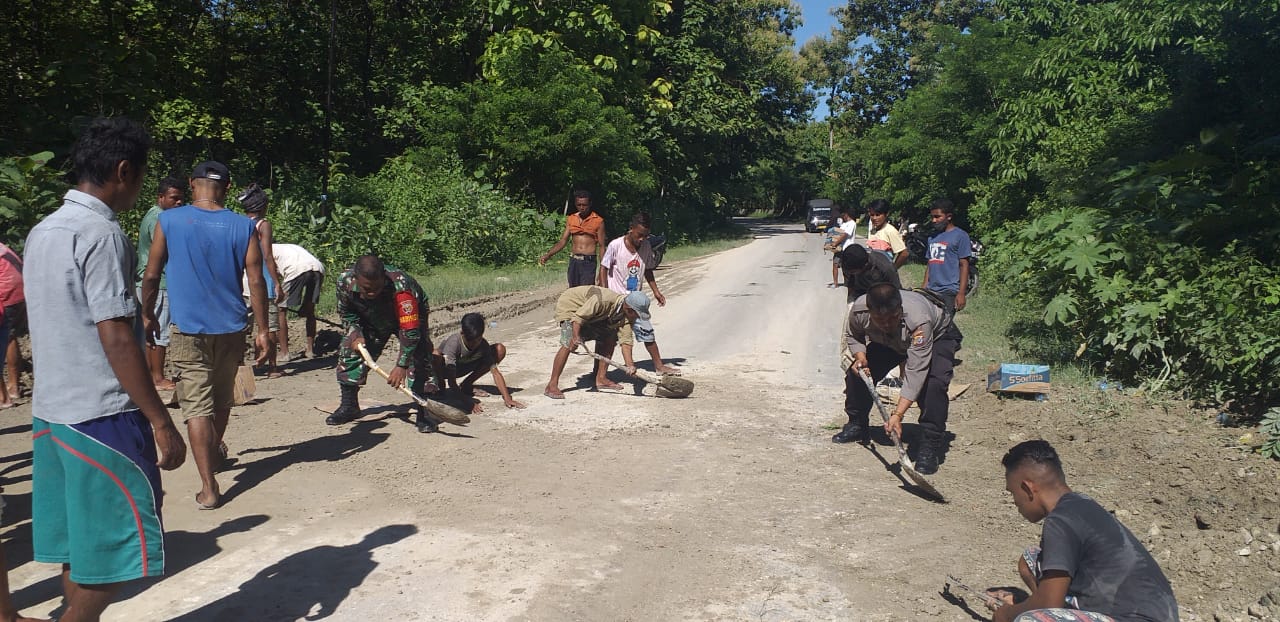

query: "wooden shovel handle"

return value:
[859, 371, 911, 460]
[356, 343, 426, 406]
[574, 349, 663, 384]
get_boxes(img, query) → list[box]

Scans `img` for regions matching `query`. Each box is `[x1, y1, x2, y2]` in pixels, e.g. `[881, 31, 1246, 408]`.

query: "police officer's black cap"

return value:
[841, 244, 870, 270]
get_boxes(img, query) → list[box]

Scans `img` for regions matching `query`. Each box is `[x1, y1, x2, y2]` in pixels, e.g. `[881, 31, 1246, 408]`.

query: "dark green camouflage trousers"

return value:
[336, 329, 436, 397]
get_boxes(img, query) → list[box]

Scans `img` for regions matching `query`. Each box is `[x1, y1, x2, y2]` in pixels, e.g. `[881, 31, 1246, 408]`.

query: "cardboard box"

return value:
[232, 365, 257, 405]
[987, 363, 1051, 395]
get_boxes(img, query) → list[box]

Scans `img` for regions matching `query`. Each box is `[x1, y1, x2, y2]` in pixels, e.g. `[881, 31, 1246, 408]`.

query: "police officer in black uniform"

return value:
[834, 283, 962, 474]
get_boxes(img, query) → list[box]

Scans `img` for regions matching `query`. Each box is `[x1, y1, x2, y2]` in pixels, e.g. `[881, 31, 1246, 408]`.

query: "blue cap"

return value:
[623, 291, 651, 320]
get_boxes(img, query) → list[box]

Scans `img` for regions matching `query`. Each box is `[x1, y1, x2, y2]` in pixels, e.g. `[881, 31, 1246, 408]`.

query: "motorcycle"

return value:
[967, 237, 982, 296]
[902, 220, 930, 263]
[649, 234, 667, 268]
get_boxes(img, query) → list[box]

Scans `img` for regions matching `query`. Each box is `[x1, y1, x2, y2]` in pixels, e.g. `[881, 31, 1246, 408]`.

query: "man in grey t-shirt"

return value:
[987, 441, 1179, 622]
[432, 312, 524, 412]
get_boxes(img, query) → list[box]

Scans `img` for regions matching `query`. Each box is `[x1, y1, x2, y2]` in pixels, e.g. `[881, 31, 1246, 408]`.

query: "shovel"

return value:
[943, 574, 1005, 611]
[859, 370, 944, 501]
[356, 343, 470, 426]
[575, 350, 694, 398]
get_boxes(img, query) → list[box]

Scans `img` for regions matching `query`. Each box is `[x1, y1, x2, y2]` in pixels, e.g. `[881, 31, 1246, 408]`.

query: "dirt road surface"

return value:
[2, 222, 1277, 621]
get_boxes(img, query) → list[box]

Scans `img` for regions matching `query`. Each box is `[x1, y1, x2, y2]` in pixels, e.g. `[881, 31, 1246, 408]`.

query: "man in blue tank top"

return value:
[140, 161, 271, 510]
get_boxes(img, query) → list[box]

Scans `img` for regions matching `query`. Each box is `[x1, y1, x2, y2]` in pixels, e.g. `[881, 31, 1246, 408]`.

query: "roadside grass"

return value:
[662, 231, 753, 263]
[900, 263, 1101, 393]
[313, 230, 754, 316]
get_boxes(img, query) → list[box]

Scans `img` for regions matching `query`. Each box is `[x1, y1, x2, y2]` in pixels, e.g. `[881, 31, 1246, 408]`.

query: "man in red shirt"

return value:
[539, 189, 606, 287]
[0, 242, 24, 407]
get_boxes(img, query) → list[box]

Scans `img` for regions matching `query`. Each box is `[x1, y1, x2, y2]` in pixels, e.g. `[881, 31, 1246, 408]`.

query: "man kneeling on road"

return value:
[986, 440, 1179, 622]
[327, 255, 441, 433]
[543, 286, 648, 399]
[836, 283, 961, 475]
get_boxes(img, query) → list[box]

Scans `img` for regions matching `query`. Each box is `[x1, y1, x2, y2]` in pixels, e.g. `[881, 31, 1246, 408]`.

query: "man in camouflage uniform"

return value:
[326, 254, 440, 432]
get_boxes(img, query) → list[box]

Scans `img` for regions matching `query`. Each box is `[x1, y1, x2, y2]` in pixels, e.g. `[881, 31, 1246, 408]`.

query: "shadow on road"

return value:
[219, 420, 392, 505]
[164, 523, 417, 621]
[106, 514, 273, 606]
[736, 218, 803, 240]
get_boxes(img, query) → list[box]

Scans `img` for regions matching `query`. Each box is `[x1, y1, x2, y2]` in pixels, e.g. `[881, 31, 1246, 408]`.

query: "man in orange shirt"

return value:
[540, 189, 606, 287]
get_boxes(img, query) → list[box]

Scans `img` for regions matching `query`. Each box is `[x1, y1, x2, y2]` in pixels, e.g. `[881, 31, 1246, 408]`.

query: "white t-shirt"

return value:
[839, 219, 859, 250]
[273, 243, 325, 282]
[601, 236, 655, 294]
[242, 244, 325, 296]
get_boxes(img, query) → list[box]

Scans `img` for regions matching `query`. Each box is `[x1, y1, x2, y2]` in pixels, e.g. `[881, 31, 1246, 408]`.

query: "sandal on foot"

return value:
[195, 493, 220, 510]
[543, 389, 565, 400]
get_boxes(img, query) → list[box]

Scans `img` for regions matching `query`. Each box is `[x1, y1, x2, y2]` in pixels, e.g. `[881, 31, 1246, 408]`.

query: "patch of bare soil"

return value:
[938, 385, 1280, 621]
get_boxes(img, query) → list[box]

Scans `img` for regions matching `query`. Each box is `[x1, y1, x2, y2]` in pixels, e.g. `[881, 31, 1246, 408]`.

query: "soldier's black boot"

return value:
[326, 384, 361, 426]
[914, 431, 943, 475]
[832, 413, 870, 445]
[415, 408, 439, 434]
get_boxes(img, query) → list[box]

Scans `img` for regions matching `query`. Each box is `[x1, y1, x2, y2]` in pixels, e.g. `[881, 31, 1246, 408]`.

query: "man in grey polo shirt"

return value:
[24, 117, 186, 621]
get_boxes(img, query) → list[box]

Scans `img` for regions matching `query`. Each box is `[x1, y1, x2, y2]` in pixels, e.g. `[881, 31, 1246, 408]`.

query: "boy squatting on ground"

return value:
[433, 312, 525, 413]
[988, 440, 1179, 622]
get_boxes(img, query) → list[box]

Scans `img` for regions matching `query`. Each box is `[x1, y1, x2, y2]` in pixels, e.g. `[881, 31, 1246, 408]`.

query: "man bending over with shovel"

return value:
[326, 255, 441, 433]
[543, 286, 647, 399]
[986, 440, 1179, 622]
[837, 283, 961, 475]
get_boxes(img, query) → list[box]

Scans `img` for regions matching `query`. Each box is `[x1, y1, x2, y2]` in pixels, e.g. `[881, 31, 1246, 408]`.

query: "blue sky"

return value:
[792, 0, 842, 48]
[792, 1, 844, 119]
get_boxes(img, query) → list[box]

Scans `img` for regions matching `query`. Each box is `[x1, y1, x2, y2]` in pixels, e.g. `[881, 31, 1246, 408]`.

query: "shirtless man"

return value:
[539, 189, 606, 287]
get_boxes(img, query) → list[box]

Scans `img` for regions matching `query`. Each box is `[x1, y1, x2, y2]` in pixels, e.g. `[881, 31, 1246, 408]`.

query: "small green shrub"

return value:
[990, 208, 1280, 408]
[266, 152, 561, 278]
[0, 152, 64, 250]
[1260, 408, 1280, 460]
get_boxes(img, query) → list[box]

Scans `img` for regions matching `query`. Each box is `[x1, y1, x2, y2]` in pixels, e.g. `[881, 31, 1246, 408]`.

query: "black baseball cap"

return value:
[191, 161, 230, 183]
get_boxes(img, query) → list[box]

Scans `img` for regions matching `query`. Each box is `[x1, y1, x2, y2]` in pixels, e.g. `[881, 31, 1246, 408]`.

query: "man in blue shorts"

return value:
[24, 117, 187, 621]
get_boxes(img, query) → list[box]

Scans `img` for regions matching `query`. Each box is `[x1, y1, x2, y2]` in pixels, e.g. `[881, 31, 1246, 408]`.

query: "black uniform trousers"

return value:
[843, 323, 963, 437]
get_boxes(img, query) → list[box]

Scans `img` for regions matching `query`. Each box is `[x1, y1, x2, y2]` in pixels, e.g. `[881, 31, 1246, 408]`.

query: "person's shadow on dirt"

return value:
[10, 515, 274, 617]
[218, 420, 391, 505]
[107, 515, 274, 605]
[165, 524, 416, 622]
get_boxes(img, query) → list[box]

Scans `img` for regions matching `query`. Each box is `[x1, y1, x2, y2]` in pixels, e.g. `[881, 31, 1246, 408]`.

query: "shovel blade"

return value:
[900, 461, 945, 501]
[655, 376, 694, 398]
[424, 399, 471, 426]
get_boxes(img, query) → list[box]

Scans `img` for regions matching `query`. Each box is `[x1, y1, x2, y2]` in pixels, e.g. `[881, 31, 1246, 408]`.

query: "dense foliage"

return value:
[0, 0, 815, 272]
[819, 0, 1280, 420]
